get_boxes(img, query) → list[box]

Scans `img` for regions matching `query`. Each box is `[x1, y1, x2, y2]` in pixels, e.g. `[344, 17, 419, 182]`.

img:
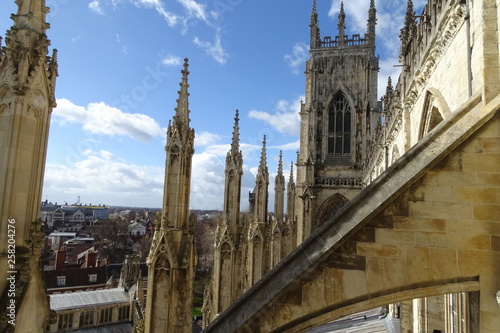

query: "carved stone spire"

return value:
[259, 136, 268, 177]
[173, 58, 191, 130]
[163, 58, 195, 230]
[400, 0, 416, 58]
[310, 0, 321, 49]
[3, 0, 56, 95]
[254, 136, 269, 223]
[286, 161, 296, 227]
[274, 151, 285, 223]
[386, 76, 394, 96]
[230, 109, 240, 157]
[145, 59, 196, 333]
[383, 76, 394, 109]
[337, 1, 346, 47]
[367, 0, 377, 46]
[277, 151, 284, 180]
[223, 109, 243, 227]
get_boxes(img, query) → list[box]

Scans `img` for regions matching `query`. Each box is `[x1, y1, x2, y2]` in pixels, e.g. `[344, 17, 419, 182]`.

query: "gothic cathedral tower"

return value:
[295, 0, 379, 241]
[0, 1, 58, 331]
[144, 58, 196, 333]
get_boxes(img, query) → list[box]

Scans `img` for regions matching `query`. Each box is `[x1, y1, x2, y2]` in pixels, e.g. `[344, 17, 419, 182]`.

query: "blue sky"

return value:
[1, 0, 425, 210]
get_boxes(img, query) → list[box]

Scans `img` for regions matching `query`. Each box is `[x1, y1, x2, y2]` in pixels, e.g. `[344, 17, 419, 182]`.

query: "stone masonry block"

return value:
[381, 257, 408, 290]
[475, 114, 500, 138]
[491, 235, 500, 251]
[365, 257, 386, 295]
[416, 232, 491, 250]
[473, 203, 500, 221]
[421, 184, 454, 202]
[409, 201, 473, 219]
[356, 243, 406, 258]
[455, 186, 500, 204]
[405, 247, 432, 284]
[393, 217, 446, 232]
[445, 220, 500, 234]
[428, 248, 460, 280]
[340, 269, 369, 300]
[375, 229, 415, 246]
[459, 138, 482, 153]
[475, 173, 500, 186]
[462, 153, 500, 173]
[435, 171, 477, 186]
[481, 137, 500, 152]
[457, 250, 499, 276]
[433, 152, 463, 171]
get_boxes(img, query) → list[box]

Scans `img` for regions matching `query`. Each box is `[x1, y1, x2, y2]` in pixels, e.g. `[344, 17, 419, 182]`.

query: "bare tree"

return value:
[194, 216, 217, 286]
[90, 216, 131, 263]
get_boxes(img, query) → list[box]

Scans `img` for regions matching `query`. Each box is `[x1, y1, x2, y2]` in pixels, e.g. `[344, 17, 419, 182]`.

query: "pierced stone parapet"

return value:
[314, 177, 363, 188]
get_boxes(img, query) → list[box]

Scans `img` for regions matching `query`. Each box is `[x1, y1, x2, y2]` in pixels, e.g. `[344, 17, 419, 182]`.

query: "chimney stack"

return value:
[55, 247, 66, 270]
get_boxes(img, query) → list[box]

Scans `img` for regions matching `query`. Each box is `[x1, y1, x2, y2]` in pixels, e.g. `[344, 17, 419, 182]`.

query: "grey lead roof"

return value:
[50, 288, 130, 311]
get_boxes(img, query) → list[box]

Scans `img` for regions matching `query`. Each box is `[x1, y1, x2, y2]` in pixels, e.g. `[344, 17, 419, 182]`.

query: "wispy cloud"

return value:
[193, 29, 228, 64]
[161, 55, 183, 66]
[248, 96, 303, 137]
[284, 42, 308, 75]
[93, 0, 228, 64]
[131, 0, 179, 26]
[89, 0, 105, 15]
[53, 98, 165, 142]
[178, 0, 210, 23]
[71, 35, 82, 43]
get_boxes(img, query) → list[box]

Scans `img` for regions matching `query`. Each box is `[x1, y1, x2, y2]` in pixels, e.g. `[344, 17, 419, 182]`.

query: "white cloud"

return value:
[195, 132, 221, 147]
[193, 30, 228, 64]
[43, 150, 229, 209]
[284, 42, 309, 75]
[270, 140, 300, 151]
[248, 96, 303, 137]
[378, 56, 402, 97]
[53, 98, 165, 142]
[204, 144, 230, 157]
[89, 0, 105, 15]
[43, 150, 164, 207]
[161, 55, 182, 67]
[190, 152, 225, 210]
[328, 0, 369, 33]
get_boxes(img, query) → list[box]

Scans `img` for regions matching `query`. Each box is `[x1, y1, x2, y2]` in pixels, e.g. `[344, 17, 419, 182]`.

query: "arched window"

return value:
[316, 193, 349, 229]
[328, 93, 351, 156]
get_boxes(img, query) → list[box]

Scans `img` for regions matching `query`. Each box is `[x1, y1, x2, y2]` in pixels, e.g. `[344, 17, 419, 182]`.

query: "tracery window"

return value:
[328, 93, 351, 156]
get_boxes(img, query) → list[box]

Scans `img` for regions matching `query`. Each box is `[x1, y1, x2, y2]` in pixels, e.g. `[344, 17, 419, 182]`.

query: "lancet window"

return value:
[327, 93, 351, 156]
